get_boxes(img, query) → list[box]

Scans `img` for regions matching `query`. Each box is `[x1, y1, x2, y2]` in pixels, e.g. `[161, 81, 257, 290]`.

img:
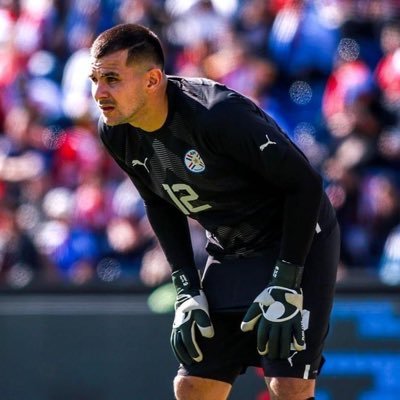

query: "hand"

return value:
[170, 269, 214, 365]
[240, 260, 306, 359]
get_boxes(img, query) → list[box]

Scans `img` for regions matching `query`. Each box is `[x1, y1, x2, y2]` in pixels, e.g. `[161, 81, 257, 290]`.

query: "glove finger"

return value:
[292, 316, 306, 351]
[279, 323, 291, 359]
[171, 330, 193, 365]
[180, 321, 204, 363]
[170, 332, 184, 364]
[241, 303, 262, 332]
[257, 318, 270, 356]
[266, 324, 281, 360]
[193, 310, 214, 338]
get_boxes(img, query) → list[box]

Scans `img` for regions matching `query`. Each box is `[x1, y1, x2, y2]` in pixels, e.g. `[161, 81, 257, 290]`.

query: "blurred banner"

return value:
[0, 291, 398, 400]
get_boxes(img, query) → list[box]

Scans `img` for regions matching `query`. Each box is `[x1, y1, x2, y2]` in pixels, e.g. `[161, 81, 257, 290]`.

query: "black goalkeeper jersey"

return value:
[99, 76, 337, 270]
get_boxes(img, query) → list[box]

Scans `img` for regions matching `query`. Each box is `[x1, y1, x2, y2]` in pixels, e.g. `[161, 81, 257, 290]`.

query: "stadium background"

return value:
[0, 0, 399, 399]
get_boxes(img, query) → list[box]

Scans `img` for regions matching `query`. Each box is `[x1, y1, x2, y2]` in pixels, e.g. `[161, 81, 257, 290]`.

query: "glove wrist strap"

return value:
[271, 260, 304, 289]
[172, 268, 201, 295]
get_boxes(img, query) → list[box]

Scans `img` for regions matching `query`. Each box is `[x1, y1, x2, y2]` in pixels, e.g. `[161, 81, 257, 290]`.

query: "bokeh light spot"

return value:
[338, 38, 360, 61]
[6, 263, 34, 288]
[289, 81, 312, 105]
[96, 258, 122, 282]
[42, 126, 67, 150]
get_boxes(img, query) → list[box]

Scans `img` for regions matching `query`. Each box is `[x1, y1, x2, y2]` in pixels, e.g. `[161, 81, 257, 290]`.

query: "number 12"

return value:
[162, 183, 211, 215]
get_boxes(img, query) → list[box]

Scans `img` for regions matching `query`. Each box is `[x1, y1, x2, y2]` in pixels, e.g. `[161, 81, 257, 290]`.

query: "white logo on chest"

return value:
[184, 149, 205, 173]
[132, 157, 149, 173]
[259, 134, 277, 151]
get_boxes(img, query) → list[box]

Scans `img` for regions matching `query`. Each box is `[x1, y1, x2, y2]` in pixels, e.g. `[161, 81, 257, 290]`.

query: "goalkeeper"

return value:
[90, 23, 340, 400]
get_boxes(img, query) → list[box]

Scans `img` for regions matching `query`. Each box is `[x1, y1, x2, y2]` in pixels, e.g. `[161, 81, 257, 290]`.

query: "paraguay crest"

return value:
[184, 149, 205, 173]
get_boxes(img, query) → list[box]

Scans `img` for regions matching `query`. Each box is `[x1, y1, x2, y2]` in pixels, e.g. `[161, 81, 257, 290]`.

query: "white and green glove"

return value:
[170, 269, 214, 365]
[241, 260, 306, 359]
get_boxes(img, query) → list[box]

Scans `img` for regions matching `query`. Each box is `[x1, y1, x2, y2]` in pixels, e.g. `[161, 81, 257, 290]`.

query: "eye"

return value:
[106, 77, 119, 84]
[89, 75, 98, 83]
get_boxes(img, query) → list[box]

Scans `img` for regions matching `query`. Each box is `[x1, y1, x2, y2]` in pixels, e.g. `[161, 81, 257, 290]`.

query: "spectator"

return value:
[380, 224, 400, 285]
[0, 201, 55, 287]
[375, 19, 400, 111]
[0, 0, 400, 289]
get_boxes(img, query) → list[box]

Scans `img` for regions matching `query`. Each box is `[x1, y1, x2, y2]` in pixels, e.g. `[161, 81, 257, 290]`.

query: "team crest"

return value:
[184, 149, 205, 173]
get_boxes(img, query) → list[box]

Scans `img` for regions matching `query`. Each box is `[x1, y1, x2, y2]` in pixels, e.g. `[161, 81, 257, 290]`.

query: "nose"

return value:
[92, 81, 108, 101]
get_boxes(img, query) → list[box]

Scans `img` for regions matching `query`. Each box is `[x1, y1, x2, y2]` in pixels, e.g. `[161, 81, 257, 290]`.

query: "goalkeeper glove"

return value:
[240, 260, 306, 359]
[170, 269, 214, 365]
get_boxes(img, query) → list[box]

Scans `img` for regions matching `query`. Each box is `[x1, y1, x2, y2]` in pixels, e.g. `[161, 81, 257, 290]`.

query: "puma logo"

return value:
[259, 134, 277, 151]
[132, 157, 150, 173]
[288, 351, 298, 367]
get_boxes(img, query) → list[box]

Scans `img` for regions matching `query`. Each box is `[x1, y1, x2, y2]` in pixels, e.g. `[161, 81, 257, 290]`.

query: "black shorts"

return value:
[178, 222, 340, 384]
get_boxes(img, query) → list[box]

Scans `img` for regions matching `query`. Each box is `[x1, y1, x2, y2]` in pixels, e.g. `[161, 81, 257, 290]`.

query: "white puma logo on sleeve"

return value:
[259, 134, 277, 151]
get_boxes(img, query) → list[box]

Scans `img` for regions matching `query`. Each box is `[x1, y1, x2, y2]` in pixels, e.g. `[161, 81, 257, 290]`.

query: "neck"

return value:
[130, 79, 169, 132]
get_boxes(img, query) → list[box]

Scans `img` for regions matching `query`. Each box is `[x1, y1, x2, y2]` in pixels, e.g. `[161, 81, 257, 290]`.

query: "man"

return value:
[89, 23, 340, 400]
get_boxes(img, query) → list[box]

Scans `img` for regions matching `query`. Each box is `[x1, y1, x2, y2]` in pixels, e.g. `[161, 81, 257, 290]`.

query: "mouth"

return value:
[99, 104, 115, 113]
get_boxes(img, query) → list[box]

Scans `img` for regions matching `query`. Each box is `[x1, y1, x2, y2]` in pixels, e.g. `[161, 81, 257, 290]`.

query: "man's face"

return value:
[89, 49, 149, 126]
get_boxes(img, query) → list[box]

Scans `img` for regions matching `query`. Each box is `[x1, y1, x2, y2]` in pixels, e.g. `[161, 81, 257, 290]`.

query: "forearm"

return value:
[145, 200, 197, 279]
[279, 171, 323, 265]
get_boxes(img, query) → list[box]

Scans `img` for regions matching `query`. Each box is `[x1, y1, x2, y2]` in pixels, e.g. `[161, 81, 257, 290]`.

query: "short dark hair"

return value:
[90, 23, 165, 70]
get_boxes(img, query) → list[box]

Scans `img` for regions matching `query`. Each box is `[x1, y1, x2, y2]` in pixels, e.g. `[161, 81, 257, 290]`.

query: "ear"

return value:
[146, 68, 163, 91]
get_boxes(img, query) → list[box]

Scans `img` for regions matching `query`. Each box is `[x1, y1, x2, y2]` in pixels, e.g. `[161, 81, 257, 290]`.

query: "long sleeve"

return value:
[206, 97, 322, 265]
[111, 157, 196, 272]
[276, 148, 322, 264]
[144, 196, 196, 271]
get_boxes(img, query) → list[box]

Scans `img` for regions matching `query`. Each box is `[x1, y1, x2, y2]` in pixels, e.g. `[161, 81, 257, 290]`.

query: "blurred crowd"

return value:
[0, 0, 400, 289]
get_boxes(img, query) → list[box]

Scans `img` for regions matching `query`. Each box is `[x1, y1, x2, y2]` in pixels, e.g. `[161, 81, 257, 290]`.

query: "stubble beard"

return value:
[103, 105, 143, 127]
